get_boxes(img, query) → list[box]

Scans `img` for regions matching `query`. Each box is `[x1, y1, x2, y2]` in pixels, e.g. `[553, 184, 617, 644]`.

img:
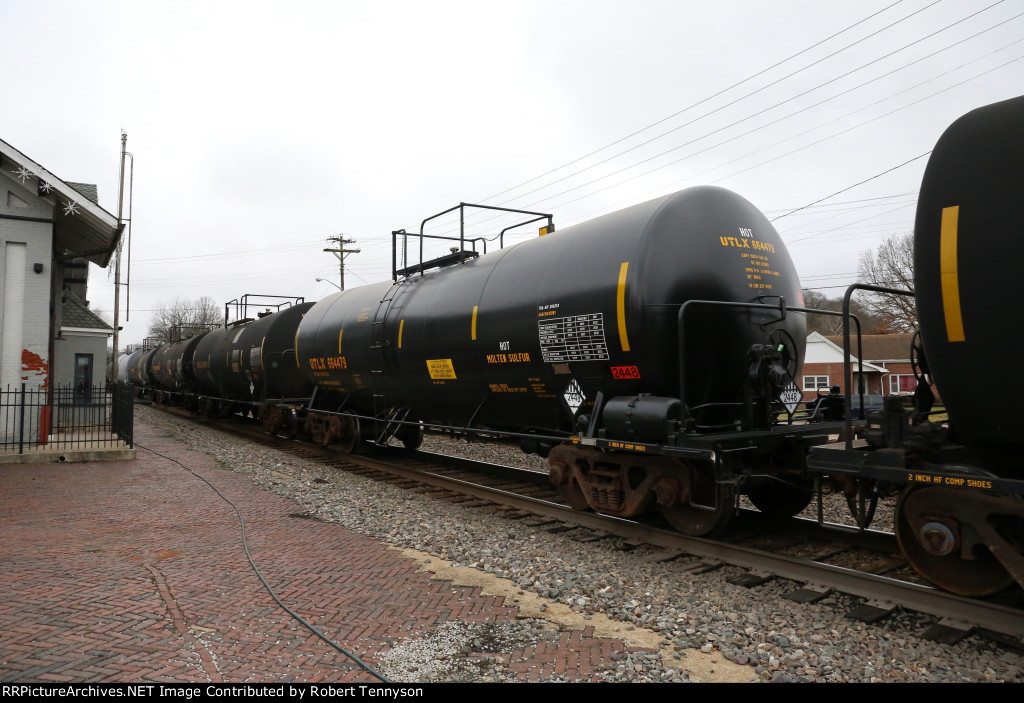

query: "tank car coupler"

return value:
[743, 342, 798, 430]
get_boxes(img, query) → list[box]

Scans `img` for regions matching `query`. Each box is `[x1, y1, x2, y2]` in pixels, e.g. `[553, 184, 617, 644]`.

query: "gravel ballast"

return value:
[136, 406, 1024, 683]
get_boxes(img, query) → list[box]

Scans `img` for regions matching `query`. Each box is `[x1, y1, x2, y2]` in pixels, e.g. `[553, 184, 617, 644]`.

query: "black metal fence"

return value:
[1, 383, 134, 454]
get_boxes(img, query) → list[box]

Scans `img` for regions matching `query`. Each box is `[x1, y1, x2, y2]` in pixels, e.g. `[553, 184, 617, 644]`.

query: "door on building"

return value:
[74, 353, 93, 403]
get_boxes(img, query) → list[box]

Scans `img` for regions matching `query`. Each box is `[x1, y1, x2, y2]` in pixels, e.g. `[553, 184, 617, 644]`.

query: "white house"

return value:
[802, 331, 888, 396]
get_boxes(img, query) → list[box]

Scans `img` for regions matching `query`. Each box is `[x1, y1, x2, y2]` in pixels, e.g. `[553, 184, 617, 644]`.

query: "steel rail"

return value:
[342, 448, 1024, 639]
[155, 406, 1024, 641]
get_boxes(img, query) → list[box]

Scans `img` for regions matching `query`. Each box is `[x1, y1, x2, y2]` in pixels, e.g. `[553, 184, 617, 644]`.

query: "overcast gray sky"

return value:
[2, 0, 1021, 346]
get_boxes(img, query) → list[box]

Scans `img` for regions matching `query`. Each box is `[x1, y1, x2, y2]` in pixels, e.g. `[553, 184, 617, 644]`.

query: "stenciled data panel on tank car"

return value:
[538, 313, 610, 363]
[718, 229, 782, 292]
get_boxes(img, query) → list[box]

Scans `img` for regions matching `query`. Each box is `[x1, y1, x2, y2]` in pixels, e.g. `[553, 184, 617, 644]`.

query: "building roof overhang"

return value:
[0, 138, 122, 267]
[805, 332, 888, 373]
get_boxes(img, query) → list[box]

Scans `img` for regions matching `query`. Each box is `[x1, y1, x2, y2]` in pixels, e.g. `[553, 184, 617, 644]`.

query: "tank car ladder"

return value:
[368, 282, 409, 446]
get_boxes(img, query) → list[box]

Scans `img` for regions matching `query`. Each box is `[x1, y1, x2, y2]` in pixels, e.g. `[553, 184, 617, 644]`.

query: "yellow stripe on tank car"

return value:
[398, 319, 405, 349]
[940, 206, 966, 343]
[337, 329, 344, 354]
[294, 329, 300, 367]
[471, 306, 478, 341]
[617, 262, 631, 352]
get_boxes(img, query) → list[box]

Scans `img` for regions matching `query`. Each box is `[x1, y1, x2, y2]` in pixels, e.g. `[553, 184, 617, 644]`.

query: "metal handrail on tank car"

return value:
[495, 214, 554, 244]
[676, 298, 863, 429]
[224, 294, 305, 327]
[840, 283, 914, 449]
[391, 202, 554, 280]
[167, 323, 219, 345]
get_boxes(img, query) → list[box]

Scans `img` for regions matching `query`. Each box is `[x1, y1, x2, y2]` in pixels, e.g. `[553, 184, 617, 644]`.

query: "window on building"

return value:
[803, 375, 829, 391]
[889, 374, 916, 394]
[74, 353, 93, 403]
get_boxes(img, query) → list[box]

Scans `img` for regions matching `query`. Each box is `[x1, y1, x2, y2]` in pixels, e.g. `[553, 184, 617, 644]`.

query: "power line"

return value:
[432, 5, 1020, 241]
[771, 152, 931, 222]
[784, 204, 915, 245]
[763, 192, 916, 214]
[477, 0, 917, 204]
[134, 239, 325, 264]
[507, 5, 1017, 214]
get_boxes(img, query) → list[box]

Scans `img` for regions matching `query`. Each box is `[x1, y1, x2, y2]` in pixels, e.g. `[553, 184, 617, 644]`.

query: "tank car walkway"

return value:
[0, 417, 651, 683]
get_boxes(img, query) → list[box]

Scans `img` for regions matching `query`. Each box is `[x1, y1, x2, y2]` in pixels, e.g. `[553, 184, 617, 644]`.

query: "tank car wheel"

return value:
[556, 482, 592, 511]
[396, 422, 424, 450]
[660, 469, 735, 536]
[261, 408, 278, 434]
[336, 412, 362, 454]
[895, 486, 1015, 596]
[746, 476, 814, 518]
[547, 452, 592, 511]
[308, 417, 325, 445]
[324, 415, 343, 447]
[281, 409, 299, 440]
[199, 398, 217, 419]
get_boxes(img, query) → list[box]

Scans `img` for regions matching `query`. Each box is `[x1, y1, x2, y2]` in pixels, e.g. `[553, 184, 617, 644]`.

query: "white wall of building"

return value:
[1, 173, 55, 390]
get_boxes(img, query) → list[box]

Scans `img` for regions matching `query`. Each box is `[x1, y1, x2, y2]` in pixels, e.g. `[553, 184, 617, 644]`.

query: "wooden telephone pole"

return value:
[323, 235, 360, 290]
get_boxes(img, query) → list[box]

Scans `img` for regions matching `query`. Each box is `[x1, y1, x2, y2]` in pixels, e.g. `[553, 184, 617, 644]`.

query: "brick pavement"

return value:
[0, 417, 644, 683]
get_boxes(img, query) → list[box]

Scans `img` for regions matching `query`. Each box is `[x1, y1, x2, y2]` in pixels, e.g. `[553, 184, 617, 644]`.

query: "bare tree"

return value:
[856, 233, 918, 333]
[802, 290, 885, 336]
[147, 296, 222, 343]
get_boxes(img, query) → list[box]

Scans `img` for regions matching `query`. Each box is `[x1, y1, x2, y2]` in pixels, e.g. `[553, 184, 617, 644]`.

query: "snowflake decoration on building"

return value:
[38, 179, 54, 194]
[62, 200, 80, 216]
[11, 166, 35, 183]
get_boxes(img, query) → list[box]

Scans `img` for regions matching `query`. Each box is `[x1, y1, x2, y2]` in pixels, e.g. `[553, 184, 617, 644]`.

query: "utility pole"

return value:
[323, 235, 360, 291]
[112, 130, 127, 383]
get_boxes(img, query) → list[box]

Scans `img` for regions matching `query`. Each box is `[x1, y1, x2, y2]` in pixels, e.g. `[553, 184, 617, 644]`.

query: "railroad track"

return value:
[154, 405, 1024, 647]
